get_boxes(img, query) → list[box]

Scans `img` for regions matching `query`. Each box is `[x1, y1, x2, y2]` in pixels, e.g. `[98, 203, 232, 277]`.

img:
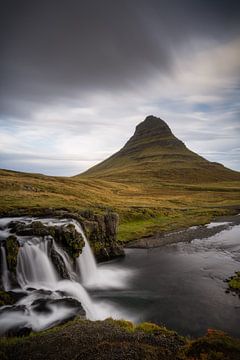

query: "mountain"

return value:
[79, 115, 240, 183]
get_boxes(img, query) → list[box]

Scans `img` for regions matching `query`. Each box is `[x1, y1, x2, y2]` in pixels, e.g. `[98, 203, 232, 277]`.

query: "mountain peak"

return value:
[79, 115, 240, 183]
[122, 115, 183, 154]
[135, 116, 172, 138]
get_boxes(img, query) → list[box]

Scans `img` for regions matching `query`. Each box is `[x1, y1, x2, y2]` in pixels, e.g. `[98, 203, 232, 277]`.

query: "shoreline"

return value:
[126, 214, 240, 249]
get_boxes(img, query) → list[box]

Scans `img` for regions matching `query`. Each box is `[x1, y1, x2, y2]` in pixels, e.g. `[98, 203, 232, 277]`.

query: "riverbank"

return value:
[1, 317, 240, 360]
[126, 214, 240, 248]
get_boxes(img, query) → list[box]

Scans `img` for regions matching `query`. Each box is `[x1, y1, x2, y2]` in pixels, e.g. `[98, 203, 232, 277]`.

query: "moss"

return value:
[135, 322, 172, 334]
[56, 224, 85, 259]
[226, 271, 240, 294]
[107, 319, 135, 332]
[179, 329, 240, 360]
[5, 236, 19, 273]
[0, 290, 15, 306]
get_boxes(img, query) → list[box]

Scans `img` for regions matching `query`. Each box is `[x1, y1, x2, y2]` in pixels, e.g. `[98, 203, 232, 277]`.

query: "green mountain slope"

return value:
[79, 115, 240, 183]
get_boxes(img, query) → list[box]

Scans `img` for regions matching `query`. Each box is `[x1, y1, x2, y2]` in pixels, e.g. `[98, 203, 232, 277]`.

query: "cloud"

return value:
[0, 0, 240, 174]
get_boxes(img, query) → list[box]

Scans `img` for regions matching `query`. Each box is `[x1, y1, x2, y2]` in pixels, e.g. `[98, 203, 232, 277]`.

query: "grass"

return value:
[0, 168, 240, 241]
[0, 318, 239, 360]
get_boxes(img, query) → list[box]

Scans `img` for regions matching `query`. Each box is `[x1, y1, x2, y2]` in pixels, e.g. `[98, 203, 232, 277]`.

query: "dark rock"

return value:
[32, 297, 86, 318]
[5, 235, 19, 273]
[0, 290, 16, 306]
[54, 224, 85, 259]
[5, 326, 32, 337]
[82, 211, 124, 262]
[10, 221, 54, 237]
[0, 304, 26, 315]
[34, 289, 52, 296]
[31, 298, 53, 314]
[26, 287, 37, 291]
[50, 246, 70, 279]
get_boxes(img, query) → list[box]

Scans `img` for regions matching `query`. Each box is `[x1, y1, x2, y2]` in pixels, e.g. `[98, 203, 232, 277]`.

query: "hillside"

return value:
[0, 116, 240, 242]
[79, 115, 240, 183]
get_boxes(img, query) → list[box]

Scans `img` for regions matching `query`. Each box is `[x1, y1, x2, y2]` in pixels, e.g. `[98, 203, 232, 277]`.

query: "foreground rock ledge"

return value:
[0, 318, 240, 360]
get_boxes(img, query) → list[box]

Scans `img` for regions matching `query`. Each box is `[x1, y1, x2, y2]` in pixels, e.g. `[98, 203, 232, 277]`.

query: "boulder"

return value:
[82, 211, 124, 262]
[54, 224, 85, 259]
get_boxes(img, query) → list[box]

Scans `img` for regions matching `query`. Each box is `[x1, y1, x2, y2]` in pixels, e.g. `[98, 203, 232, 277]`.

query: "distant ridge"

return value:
[78, 115, 240, 183]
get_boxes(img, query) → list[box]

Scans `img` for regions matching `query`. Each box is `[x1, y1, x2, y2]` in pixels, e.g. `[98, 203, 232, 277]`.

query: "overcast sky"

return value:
[1, 0, 240, 175]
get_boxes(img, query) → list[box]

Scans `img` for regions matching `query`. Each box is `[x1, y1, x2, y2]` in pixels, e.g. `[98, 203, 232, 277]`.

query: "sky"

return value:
[0, 0, 240, 176]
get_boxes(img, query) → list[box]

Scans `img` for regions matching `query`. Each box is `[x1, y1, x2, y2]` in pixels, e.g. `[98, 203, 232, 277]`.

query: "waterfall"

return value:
[0, 246, 10, 291]
[73, 221, 98, 286]
[52, 239, 76, 280]
[17, 238, 58, 288]
[0, 216, 133, 334]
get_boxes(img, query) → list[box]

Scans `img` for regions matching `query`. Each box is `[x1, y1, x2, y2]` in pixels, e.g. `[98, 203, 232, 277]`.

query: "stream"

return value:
[0, 216, 239, 337]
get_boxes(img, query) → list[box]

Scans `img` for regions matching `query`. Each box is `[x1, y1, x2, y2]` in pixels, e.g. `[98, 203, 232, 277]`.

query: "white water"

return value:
[0, 217, 134, 334]
[74, 220, 132, 289]
[17, 238, 58, 287]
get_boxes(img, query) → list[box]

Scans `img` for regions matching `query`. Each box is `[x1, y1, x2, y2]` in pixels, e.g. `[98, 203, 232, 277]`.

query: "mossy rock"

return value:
[5, 236, 19, 273]
[0, 290, 15, 306]
[180, 329, 240, 360]
[55, 224, 85, 259]
[226, 271, 240, 294]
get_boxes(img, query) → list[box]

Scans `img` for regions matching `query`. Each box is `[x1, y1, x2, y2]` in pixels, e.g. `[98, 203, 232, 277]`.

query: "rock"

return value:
[54, 224, 85, 259]
[5, 326, 32, 337]
[82, 211, 124, 262]
[5, 235, 19, 273]
[0, 290, 16, 306]
[0, 304, 26, 315]
[50, 246, 70, 279]
[10, 221, 54, 237]
[31, 297, 86, 318]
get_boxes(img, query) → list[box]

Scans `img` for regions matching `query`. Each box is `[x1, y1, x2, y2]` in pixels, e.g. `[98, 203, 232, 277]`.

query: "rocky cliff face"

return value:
[81, 210, 124, 262]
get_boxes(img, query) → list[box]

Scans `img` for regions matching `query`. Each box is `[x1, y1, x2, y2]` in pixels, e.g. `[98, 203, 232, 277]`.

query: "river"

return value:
[92, 221, 240, 337]
[0, 217, 239, 337]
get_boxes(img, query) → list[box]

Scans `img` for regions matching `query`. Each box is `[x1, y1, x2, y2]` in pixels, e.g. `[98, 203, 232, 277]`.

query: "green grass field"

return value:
[1, 168, 239, 242]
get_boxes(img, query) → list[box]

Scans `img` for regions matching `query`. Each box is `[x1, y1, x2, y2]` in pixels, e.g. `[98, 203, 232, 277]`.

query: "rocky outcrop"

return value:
[5, 235, 19, 273]
[50, 246, 70, 279]
[54, 224, 85, 259]
[81, 211, 124, 262]
[5, 209, 124, 266]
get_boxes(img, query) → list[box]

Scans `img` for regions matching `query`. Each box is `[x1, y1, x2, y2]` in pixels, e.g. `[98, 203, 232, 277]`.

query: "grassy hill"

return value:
[0, 116, 240, 241]
[79, 116, 240, 184]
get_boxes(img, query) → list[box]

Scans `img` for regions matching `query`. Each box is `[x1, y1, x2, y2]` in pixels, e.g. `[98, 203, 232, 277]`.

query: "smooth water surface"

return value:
[92, 223, 240, 337]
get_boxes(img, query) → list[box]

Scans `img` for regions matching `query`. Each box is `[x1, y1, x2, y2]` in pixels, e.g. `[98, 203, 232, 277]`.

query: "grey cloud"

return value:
[1, 0, 240, 116]
[0, 0, 240, 174]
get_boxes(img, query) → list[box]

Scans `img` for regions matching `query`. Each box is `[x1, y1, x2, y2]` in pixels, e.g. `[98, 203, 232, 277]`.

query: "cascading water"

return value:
[0, 217, 134, 335]
[17, 238, 58, 287]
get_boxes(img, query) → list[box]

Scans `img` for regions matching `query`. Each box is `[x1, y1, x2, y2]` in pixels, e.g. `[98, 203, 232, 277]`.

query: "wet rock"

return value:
[0, 304, 27, 315]
[10, 221, 54, 237]
[34, 289, 52, 296]
[32, 297, 86, 318]
[0, 290, 16, 306]
[5, 235, 19, 273]
[31, 298, 53, 314]
[82, 211, 124, 262]
[54, 224, 85, 259]
[50, 246, 70, 279]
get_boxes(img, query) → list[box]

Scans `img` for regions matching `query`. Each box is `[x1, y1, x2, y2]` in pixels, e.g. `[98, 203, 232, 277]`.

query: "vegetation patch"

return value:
[5, 236, 19, 273]
[226, 272, 240, 295]
[0, 291, 15, 306]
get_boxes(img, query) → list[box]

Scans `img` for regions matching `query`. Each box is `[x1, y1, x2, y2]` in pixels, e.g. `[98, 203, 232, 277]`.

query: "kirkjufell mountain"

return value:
[79, 115, 240, 183]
